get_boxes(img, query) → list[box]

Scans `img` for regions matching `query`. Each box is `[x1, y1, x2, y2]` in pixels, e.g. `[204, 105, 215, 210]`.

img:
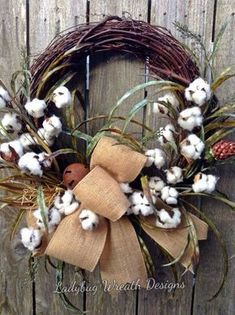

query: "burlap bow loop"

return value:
[43, 136, 208, 288]
[45, 136, 149, 287]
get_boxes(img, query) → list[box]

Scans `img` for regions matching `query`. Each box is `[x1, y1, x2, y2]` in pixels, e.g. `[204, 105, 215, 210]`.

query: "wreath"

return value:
[0, 16, 234, 312]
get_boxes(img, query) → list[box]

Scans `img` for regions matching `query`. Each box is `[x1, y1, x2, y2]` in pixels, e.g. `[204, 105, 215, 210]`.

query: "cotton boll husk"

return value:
[52, 86, 72, 108]
[153, 102, 168, 115]
[158, 124, 175, 145]
[0, 140, 24, 158]
[79, 209, 99, 231]
[25, 98, 47, 118]
[20, 227, 42, 251]
[38, 152, 52, 168]
[18, 152, 43, 176]
[1, 113, 22, 134]
[0, 86, 11, 108]
[156, 208, 181, 228]
[42, 115, 62, 137]
[20, 133, 36, 150]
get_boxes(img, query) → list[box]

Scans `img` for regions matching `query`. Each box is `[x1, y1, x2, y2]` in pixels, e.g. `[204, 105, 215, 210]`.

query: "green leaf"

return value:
[56, 261, 85, 314]
[109, 80, 183, 119]
[122, 99, 148, 132]
[182, 191, 235, 211]
[10, 209, 26, 240]
[37, 186, 48, 232]
[70, 130, 93, 143]
[182, 200, 228, 300]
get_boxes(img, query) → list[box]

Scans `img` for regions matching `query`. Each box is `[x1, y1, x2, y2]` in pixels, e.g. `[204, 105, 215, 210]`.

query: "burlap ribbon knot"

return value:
[40, 137, 208, 287]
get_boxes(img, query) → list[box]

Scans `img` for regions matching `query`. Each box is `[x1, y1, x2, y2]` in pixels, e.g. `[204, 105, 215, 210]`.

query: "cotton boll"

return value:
[192, 173, 218, 193]
[25, 98, 47, 118]
[64, 202, 80, 215]
[158, 124, 175, 145]
[178, 106, 203, 131]
[38, 152, 52, 169]
[48, 207, 61, 229]
[161, 186, 179, 205]
[144, 149, 155, 167]
[1, 113, 22, 134]
[153, 148, 166, 169]
[0, 86, 11, 108]
[207, 175, 218, 193]
[185, 77, 212, 106]
[18, 152, 43, 176]
[42, 115, 62, 138]
[20, 133, 36, 150]
[20, 227, 42, 251]
[153, 93, 179, 115]
[128, 191, 153, 216]
[0, 140, 24, 160]
[34, 207, 61, 233]
[180, 134, 204, 160]
[52, 86, 72, 108]
[79, 209, 99, 231]
[156, 208, 181, 228]
[37, 128, 55, 147]
[165, 166, 183, 185]
[54, 189, 80, 215]
[120, 183, 133, 194]
[149, 176, 165, 194]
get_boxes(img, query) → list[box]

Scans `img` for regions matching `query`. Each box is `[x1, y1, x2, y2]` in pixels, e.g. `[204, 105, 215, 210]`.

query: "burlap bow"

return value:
[34, 137, 208, 287]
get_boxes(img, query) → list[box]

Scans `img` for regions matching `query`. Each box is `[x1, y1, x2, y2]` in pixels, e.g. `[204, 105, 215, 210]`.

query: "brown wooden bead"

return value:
[63, 163, 90, 189]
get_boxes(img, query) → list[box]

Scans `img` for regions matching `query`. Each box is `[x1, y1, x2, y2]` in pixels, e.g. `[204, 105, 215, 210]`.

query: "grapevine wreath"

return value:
[0, 16, 235, 309]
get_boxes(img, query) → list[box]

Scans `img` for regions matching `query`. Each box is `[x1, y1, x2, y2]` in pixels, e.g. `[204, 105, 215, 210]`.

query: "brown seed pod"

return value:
[63, 163, 90, 189]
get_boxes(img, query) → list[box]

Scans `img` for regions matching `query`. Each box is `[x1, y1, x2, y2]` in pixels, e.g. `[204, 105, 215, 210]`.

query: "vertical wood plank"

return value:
[0, 1, 33, 315]
[0, 0, 31, 309]
[29, 0, 87, 57]
[193, 2, 235, 314]
[0, 0, 26, 86]
[138, 2, 216, 315]
[29, 1, 87, 314]
[87, 1, 148, 314]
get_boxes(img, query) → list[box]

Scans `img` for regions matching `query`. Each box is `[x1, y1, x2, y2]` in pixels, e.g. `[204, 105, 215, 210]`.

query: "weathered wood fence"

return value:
[0, 0, 234, 314]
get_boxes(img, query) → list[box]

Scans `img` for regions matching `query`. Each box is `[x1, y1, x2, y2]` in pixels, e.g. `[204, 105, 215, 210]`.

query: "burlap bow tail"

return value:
[45, 137, 208, 288]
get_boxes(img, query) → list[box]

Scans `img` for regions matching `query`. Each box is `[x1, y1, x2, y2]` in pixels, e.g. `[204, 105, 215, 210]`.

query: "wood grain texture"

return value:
[138, 2, 216, 315]
[192, 2, 235, 314]
[28, 2, 87, 314]
[0, 0, 26, 86]
[29, 0, 87, 57]
[86, 1, 148, 314]
[0, 1, 32, 314]
[0, 1, 234, 314]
